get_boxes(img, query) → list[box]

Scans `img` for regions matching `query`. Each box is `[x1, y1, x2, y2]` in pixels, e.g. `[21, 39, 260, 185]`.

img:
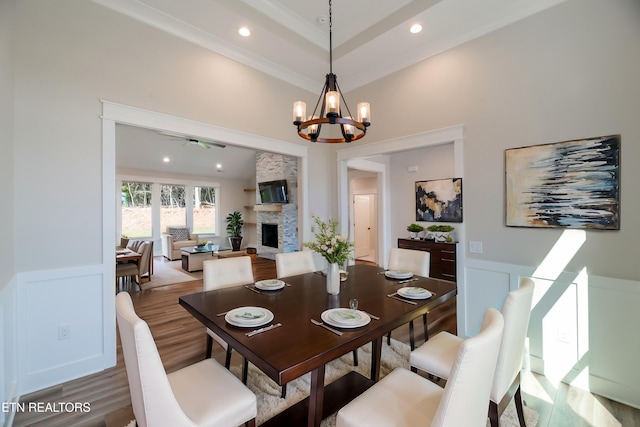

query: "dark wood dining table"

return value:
[179, 263, 457, 427]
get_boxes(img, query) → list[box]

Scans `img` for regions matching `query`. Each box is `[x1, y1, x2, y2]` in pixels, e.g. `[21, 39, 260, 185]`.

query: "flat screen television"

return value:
[258, 179, 289, 204]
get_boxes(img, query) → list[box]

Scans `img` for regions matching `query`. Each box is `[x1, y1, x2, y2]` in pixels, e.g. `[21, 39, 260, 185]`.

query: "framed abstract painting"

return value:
[505, 135, 620, 229]
[415, 178, 463, 222]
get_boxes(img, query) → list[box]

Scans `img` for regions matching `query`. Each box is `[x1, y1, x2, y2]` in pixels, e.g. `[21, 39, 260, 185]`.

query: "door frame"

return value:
[336, 124, 465, 271]
[101, 100, 310, 250]
[352, 192, 377, 261]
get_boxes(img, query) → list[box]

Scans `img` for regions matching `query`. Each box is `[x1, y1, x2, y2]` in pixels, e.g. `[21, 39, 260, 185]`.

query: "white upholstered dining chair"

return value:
[275, 251, 317, 278]
[386, 247, 431, 349]
[203, 256, 254, 368]
[410, 277, 535, 427]
[115, 291, 257, 427]
[337, 308, 504, 427]
[388, 247, 430, 277]
[203, 256, 294, 398]
[274, 250, 358, 396]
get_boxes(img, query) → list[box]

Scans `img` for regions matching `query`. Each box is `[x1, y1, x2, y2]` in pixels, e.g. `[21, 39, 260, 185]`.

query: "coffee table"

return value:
[181, 246, 215, 272]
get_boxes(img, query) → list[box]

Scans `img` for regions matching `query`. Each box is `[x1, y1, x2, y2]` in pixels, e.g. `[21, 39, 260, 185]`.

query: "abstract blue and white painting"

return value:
[416, 178, 463, 222]
[505, 135, 619, 229]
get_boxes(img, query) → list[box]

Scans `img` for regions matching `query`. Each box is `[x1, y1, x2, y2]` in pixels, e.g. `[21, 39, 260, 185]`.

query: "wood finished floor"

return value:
[12, 257, 640, 427]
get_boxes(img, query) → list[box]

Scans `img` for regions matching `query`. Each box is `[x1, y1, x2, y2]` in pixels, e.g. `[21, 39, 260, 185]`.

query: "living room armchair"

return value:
[161, 227, 199, 260]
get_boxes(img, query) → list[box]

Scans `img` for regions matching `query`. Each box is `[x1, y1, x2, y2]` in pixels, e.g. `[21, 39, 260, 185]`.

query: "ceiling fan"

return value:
[182, 138, 226, 149]
[160, 132, 226, 149]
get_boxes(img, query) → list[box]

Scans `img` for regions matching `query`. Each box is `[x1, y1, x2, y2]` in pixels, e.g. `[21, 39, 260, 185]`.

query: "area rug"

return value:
[140, 258, 202, 290]
[229, 339, 539, 427]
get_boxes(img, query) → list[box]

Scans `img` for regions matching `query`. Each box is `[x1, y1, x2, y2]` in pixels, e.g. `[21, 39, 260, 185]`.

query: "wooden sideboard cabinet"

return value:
[397, 238, 457, 283]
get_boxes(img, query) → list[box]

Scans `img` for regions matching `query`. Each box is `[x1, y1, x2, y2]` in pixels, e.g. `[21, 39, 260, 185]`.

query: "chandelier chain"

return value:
[329, 0, 333, 75]
[291, 0, 370, 143]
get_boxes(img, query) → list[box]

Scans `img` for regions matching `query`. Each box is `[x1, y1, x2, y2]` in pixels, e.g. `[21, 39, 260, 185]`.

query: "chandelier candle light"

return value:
[292, 0, 371, 143]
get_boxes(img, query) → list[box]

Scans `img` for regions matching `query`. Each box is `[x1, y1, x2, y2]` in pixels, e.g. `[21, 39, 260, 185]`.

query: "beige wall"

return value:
[0, 0, 17, 416]
[389, 143, 456, 243]
[348, 0, 640, 281]
[5, 0, 640, 404]
[0, 0, 15, 287]
[17, 0, 639, 279]
[12, 0, 312, 272]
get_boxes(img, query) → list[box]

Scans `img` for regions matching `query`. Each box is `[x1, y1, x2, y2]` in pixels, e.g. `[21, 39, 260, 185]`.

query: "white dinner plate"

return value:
[397, 287, 432, 300]
[255, 279, 285, 291]
[385, 270, 414, 280]
[321, 308, 371, 328]
[225, 307, 274, 327]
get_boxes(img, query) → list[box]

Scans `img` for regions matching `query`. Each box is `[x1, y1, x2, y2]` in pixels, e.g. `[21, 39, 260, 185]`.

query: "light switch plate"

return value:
[469, 241, 483, 254]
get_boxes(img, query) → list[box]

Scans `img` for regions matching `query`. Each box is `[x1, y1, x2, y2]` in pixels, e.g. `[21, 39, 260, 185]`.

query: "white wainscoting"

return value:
[1, 275, 18, 426]
[16, 264, 116, 395]
[463, 258, 640, 409]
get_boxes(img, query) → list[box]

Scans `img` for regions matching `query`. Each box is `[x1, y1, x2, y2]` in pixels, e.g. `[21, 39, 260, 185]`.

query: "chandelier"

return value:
[292, 0, 371, 143]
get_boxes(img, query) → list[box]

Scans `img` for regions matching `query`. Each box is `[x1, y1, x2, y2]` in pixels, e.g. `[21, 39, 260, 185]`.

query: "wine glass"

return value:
[349, 298, 358, 313]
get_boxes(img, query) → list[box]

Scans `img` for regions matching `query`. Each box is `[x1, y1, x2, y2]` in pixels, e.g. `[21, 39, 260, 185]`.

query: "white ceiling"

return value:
[116, 124, 258, 181]
[107, 0, 567, 180]
[95, 0, 566, 92]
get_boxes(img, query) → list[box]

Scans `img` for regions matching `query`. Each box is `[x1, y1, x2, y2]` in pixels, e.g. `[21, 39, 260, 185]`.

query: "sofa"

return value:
[161, 227, 199, 260]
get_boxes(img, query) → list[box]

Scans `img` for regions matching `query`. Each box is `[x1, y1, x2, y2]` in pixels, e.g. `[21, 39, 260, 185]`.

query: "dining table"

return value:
[116, 248, 141, 263]
[179, 263, 457, 427]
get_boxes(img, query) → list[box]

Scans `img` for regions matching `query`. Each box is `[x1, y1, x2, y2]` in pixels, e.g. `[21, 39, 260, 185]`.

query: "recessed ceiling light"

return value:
[163, 157, 170, 163]
[238, 27, 251, 37]
[216, 163, 222, 169]
[410, 24, 422, 34]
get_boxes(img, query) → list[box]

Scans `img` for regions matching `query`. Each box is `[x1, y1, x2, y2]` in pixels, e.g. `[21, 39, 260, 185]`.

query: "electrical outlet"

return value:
[557, 329, 571, 344]
[469, 241, 483, 254]
[58, 325, 70, 340]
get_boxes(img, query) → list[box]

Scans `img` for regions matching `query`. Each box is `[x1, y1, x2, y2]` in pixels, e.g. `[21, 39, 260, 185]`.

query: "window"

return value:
[118, 179, 219, 239]
[193, 186, 217, 234]
[121, 181, 152, 238]
[160, 184, 186, 233]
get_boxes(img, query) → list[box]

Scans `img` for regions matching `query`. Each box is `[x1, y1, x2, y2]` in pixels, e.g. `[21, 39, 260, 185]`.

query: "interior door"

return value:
[354, 194, 375, 259]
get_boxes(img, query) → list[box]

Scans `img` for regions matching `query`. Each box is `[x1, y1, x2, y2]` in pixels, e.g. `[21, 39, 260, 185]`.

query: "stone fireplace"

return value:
[255, 152, 298, 257]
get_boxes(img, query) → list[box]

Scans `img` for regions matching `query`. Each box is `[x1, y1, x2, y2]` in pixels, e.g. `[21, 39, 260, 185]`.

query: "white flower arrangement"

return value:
[305, 216, 354, 265]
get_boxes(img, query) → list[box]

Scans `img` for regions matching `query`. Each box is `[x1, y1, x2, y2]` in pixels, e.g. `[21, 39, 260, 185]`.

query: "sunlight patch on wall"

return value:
[530, 230, 589, 384]
[576, 268, 589, 362]
[532, 230, 585, 308]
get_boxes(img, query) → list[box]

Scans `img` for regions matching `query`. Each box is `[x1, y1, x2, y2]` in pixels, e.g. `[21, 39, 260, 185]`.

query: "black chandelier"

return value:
[292, 0, 371, 143]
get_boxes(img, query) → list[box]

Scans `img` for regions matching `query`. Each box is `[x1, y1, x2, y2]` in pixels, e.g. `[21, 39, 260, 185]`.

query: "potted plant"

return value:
[426, 225, 455, 242]
[406, 223, 424, 240]
[225, 211, 244, 251]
